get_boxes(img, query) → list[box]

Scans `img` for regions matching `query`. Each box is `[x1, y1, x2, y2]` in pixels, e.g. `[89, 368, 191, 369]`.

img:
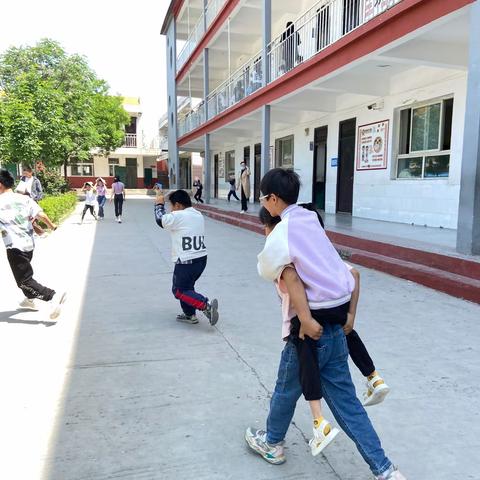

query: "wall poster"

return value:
[356, 120, 389, 171]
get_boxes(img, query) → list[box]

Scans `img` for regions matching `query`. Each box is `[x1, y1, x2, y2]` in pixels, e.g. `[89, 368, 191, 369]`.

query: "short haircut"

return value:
[0, 169, 15, 188]
[22, 166, 33, 173]
[260, 168, 300, 205]
[168, 189, 192, 208]
[259, 206, 281, 228]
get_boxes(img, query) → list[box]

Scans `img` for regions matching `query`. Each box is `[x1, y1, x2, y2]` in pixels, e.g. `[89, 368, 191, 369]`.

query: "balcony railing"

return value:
[176, 0, 226, 73]
[123, 133, 137, 148]
[178, 0, 403, 136]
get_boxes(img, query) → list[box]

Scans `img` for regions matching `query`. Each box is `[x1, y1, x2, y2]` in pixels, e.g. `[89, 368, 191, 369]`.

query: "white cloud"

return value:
[0, 0, 169, 139]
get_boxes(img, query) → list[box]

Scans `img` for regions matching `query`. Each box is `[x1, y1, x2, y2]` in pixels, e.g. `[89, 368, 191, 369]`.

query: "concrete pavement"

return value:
[1, 198, 479, 480]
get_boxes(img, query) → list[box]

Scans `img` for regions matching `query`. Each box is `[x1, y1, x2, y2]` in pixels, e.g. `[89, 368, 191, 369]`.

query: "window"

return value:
[225, 150, 235, 181]
[71, 160, 94, 176]
[108, 158, 119, 177]
[396, 98, 453, 179]
[275, 135, 294, 168]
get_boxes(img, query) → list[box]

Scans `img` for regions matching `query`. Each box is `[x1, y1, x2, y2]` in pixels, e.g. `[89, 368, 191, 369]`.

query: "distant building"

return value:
[66, 97, 163, 189]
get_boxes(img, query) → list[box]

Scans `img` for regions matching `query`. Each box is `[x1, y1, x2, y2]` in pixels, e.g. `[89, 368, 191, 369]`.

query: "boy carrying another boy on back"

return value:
[245, 168, 405, 480]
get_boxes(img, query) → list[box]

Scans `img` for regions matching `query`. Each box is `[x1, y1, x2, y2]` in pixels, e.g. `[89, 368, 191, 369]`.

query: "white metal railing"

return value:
[206, 0, 225, 27]
[176, 0, 226, 72]
[178, 102, 206, 137]
[206, 51, 263, 120]
[177, 13, 205, 72]
[178, 0, 403, 135]
[123, 133, 137, 147]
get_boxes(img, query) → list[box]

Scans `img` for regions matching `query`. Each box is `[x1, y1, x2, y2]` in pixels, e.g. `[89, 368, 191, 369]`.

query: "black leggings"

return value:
[81, 205, 97, 220]
[228, 190, 239, 201]
[114, 194, 124, 217]
[290, 303, 375, 401]
[6, 248, 55, 301]
[194, 189, 204, 203]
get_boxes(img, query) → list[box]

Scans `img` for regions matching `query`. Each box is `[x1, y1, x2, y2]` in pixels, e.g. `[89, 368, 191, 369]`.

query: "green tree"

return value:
[0, 39, 130, 174]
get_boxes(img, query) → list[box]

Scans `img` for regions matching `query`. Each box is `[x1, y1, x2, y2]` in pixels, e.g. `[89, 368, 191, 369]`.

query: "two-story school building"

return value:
[161, 0, 480, 254]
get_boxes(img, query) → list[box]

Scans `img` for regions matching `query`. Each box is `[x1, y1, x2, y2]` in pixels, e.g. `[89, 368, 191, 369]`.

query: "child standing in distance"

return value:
[154, 188, 219, 326]
[246, 169, 405, 480]
[0, 169, 66, 320]
[110, 175, 125, 223]
[95, 178, 107, 220]
[193, 177, 204, 204]
[81, 182, 98, 223]
[227, 175, 239, 202]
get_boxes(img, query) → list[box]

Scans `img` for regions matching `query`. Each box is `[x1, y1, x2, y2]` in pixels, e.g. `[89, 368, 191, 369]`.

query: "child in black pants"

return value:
[259, 206, 390, 456]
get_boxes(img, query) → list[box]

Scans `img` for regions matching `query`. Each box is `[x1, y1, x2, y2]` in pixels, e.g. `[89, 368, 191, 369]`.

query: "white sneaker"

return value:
[376, 466, 407, 480]
[309, 419, 339, 456]
[240, 210, 245, 214]
[49, 292, 67, 320]
[19, 298, 39, 311]
[363, 373, 390, 407]
[118, 216, 122, 223]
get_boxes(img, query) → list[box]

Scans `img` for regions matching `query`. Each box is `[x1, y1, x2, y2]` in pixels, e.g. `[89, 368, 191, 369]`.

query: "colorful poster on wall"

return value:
[356, 120, 389, 171]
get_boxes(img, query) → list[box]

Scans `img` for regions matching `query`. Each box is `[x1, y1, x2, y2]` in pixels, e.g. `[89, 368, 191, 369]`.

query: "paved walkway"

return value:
[1, 198, 479, 479]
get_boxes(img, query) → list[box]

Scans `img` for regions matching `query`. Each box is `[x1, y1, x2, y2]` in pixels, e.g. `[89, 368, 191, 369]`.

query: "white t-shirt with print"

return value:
[161, 207, 207, 262]
[0, 191, 42, 252]
[85, 190, 96, 206]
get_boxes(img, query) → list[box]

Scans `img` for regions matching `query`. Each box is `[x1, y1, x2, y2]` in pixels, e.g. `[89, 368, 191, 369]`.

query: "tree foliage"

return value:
[0, 39, 130, 168]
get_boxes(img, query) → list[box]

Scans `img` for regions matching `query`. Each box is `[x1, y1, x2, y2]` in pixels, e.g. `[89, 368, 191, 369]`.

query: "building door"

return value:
[214, 154, 219, 198]
[115, 166, 126, 184]
[125, 158, 138, 188]
[336, 118, 356, 214]
[313, 126, 328, 210]
[254, 143, 261, 202]
[143, 168, 153, 188]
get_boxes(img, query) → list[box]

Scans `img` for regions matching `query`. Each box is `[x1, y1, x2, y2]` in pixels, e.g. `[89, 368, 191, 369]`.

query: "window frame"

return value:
[395, 96, 453, 180]
[275, 135, 294, 169]
[70, 161, 94, 177]
[108, 158, 119, 177]
[225, 150, 235, 182]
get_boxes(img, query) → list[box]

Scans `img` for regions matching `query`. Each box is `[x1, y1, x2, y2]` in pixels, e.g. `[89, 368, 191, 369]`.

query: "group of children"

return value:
[2, 162, 405, 479]
[80, 176, 126, 224]
[153, 169, 405, 480]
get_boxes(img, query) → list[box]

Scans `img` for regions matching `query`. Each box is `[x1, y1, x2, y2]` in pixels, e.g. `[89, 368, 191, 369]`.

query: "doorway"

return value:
[312, 126, 328, 210]
[336, 118, 356, 214]
[254, 143, 261, 202]
[214, 154, 219, 198]
[125, 158, 138, 188]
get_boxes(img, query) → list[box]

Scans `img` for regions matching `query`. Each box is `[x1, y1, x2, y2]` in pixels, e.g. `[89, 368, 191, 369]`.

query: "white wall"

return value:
[209, 68, 467, 229]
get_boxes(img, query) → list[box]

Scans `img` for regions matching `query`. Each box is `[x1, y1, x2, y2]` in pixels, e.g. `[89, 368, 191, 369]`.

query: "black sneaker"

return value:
[203, 299, 219, 326]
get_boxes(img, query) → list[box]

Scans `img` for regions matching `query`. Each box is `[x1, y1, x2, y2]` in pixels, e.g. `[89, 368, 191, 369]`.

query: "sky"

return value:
[0, 0, 170, 140]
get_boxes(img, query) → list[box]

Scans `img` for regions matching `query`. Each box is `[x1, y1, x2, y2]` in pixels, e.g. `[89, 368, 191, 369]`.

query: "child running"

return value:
[81, 182, 98, 223]
[258, 206, 389, 456]
[153, 188, 219, 326]
[0, 169, 66, 320]
[246, 168, 405, 480]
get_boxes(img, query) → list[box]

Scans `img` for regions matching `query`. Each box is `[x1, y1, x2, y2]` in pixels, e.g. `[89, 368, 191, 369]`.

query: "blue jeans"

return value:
[266, 323, 392, 477]
[97, 195, 106, 218]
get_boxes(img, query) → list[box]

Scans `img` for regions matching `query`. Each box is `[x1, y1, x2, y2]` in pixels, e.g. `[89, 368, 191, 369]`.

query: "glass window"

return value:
[225, 150, 235, 181]
[71, 164, 94, 176]
[276, 135, 294, 168]
[396, 98, 453, 179]
[108, 158, 119, 177]
[424, 155, 450, 178]
[411, 103, 441, 152]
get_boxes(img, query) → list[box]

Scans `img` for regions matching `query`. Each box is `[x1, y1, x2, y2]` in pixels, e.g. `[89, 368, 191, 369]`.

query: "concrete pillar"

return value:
[262, 0, 271, 87]
[204, 133, 211, 203]
[166, 18, 180, 188]
[261, 105, 271, 180]
[456, 0, 480, 255]
[203, 41, 211, 201]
